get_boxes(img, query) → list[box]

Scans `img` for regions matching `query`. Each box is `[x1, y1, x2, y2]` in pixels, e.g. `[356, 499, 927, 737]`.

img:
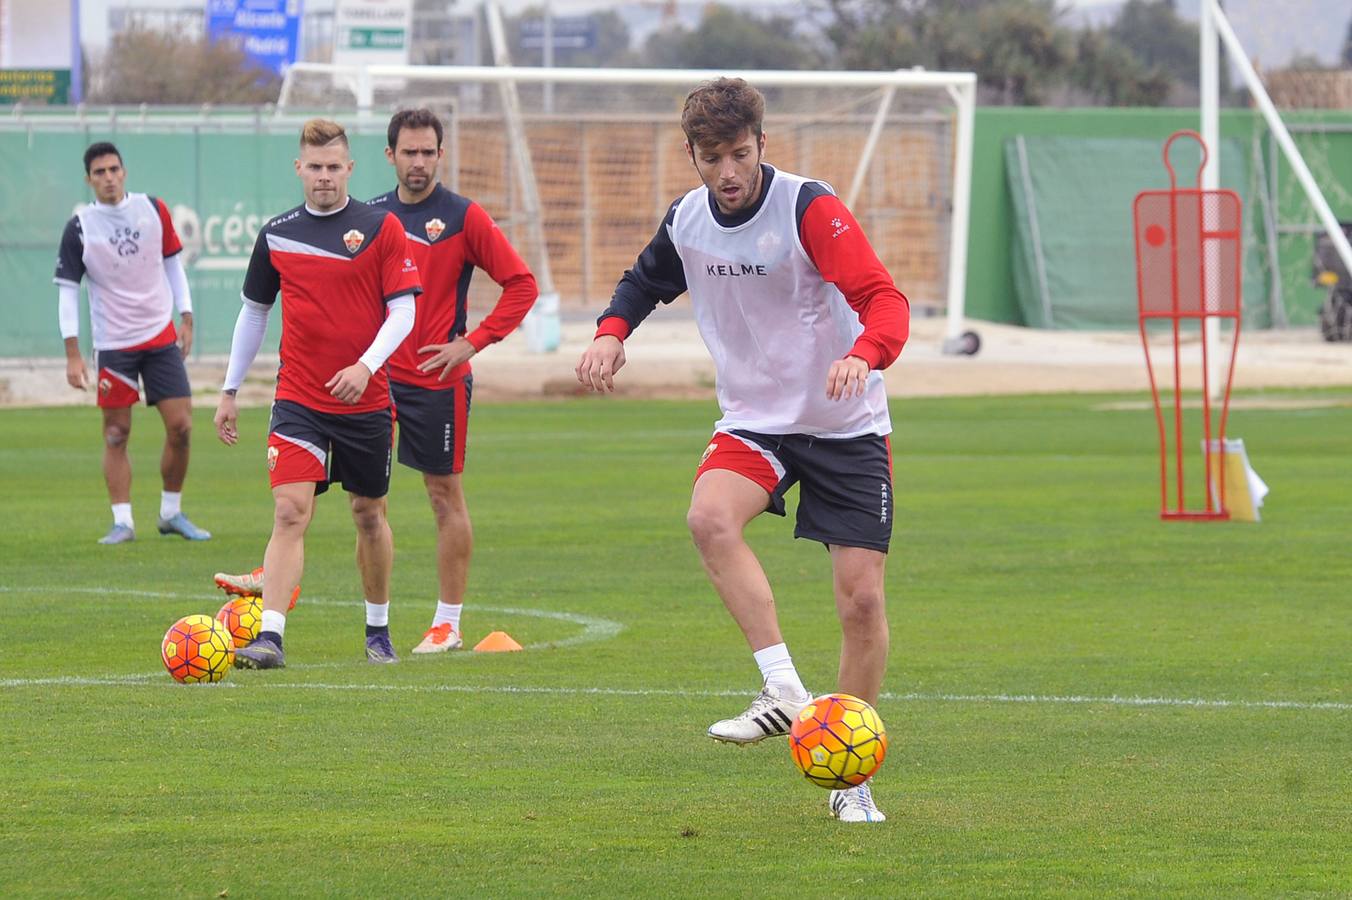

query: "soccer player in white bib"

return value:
[575, 79, 909, 823]
[54, 142, 211, 545]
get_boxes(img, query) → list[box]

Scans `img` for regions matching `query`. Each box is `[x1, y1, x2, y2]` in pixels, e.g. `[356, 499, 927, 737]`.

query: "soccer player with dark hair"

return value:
[575, 78, 909, 823]
[213, 118, 421, 668]
[215, 108, 537, 655]
[55, 141, 210, 544]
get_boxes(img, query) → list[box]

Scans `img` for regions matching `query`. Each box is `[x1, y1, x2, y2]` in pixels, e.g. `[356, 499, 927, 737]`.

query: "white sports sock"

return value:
[261, 609, 286, 637]
[160, 490, 182, 520]
[365, 600, 389, 628]
[111, 503, 133, 529]
[432, 601, 462, 630]
[753, 642, 808, 699]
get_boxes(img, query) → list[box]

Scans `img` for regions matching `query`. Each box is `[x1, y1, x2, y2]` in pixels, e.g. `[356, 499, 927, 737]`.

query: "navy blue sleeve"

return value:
[54, 216, 85, 284]
[241, 227, 281, 306]
[596, 201, 686, 332]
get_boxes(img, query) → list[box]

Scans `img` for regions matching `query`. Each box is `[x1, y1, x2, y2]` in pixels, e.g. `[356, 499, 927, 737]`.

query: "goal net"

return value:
[279, 64, 978, 351]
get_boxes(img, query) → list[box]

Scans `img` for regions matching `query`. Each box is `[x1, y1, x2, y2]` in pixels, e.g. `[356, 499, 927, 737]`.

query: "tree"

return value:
[1070, 30, 1172, 106]
[644, 4, 825, 70]
[89, 28, 280, 104]
[819, 0, 1074, 105]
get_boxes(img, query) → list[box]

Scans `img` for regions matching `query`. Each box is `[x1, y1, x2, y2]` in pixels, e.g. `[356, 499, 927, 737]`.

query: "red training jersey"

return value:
[368, 184, 537, 388]
[241, 198, 421, 414]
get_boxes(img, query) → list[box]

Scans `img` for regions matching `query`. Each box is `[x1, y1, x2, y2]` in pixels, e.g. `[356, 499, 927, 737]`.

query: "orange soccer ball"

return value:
[161, 614, 235, 684]
[789, 693, 888, 790]
[216, 595, 263, 648]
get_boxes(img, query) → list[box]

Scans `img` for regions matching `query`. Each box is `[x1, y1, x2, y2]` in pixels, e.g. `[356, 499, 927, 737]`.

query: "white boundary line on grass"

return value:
[0, 585, 623, 652]
[0, 676, 1348, 713]
[3, 586, 1349, 713]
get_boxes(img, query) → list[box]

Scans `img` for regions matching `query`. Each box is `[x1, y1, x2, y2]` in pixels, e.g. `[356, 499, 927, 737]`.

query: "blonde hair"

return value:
[300, 118, 349, 149]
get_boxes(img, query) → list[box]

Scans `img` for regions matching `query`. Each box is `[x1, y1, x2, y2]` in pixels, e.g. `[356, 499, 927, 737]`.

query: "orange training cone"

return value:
[473, 631, 523, 652]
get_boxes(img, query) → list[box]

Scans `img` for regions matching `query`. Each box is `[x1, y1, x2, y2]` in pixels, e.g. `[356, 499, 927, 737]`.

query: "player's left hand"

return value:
[177, 313, 194, 359]
[416, 337, 477, 382]
[326, 362, 372, 405]
[826, 355, 870, 401]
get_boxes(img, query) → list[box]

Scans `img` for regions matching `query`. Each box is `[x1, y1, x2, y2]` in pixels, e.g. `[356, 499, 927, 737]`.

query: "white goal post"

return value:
[279, 63, 979, 355]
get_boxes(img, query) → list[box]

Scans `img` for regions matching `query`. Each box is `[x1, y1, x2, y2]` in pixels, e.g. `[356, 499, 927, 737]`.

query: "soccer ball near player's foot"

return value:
[161, 614, 235, 684]
[215, 596, 262, 648]
[789, 693, 888, 790]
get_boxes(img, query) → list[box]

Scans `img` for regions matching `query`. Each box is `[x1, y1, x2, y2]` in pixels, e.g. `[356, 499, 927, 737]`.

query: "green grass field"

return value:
[2, 393, 1350, 897]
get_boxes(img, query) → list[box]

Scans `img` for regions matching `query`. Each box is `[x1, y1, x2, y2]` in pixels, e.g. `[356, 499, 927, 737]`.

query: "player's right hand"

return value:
[65, 357, 89, 391]
[575, 335, 626, 393]
[214, 394, 239, 446]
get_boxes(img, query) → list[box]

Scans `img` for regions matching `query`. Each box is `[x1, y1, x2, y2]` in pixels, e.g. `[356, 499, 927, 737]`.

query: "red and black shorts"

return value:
[390, 376, 472, 476]
[696, 429, 894, 552]
[94, 342, 191, 409]
[266, 399, 393, 498]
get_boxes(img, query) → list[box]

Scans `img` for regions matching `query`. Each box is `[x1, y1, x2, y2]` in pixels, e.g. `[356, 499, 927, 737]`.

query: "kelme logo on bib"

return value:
[425, 218, 446, 242]
[343, 229, 365, 253]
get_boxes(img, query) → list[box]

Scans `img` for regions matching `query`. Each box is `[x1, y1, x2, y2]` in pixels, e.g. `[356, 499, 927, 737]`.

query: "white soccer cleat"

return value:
[411, 622, 464, 654]
[214, 567, 265, 596]
[707, 682, 811, 744]
[829, 782, 887, 823]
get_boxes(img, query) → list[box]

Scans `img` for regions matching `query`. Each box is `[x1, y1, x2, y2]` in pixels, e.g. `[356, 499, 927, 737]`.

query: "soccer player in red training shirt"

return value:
[575, 79, 909, 823]
[213, 108, 538, 655]
[55, 142, 210, 544]
[213, 119, 421, 669]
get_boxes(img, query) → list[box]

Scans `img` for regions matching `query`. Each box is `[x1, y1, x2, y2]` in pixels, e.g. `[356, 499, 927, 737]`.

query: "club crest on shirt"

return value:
[267, 445, 279, 471]
[342, 229, 365, 253]
[700, 443, 718, 465]
[425, 218, 446, 242]
[98, 377, 111, 396]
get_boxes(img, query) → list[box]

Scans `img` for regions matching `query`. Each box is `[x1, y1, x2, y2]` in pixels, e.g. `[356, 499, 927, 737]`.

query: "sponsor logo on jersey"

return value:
[109, 225, 141, 258]
[402, 257, 417, 274]
[267, 445, 279, 471]
[425, 218, 446, 242]
[879, 481, 889, 523]
[343, 229, 365, 253]
[705, 263, 768, 278]
[830, 217, 851, 239]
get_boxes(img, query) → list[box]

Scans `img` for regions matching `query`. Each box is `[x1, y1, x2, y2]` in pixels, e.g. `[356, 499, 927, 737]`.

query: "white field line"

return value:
[0, 585, 623, 651]
[3, 586, 1349, 712]
[0, 676, 1348, 713]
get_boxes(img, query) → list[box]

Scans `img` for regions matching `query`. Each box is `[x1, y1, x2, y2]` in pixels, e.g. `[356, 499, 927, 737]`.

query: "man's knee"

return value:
[350, 497, 387, 537]
[838, 583, 887, 632]
[273, 495, 311, 531]
[686, 503, 740, 550]
[424, 476, 465, 524]
[164, 416, 191, 449]
[103, 422, 130, 449]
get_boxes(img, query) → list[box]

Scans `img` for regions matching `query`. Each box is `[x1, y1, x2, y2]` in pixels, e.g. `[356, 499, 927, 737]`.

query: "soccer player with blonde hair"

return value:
[214, 118, 422, 668]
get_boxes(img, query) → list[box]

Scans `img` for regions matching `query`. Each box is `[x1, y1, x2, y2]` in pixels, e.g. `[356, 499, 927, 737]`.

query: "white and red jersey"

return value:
[53, 193, 183, 351]
[597, 166, 909, 438]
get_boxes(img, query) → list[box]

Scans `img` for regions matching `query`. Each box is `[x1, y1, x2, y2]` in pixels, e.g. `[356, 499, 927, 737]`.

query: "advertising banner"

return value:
[206, 0, 303, 77]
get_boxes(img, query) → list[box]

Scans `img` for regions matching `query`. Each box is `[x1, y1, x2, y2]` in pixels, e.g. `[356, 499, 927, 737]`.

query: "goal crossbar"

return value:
[280, 62, 979, 352]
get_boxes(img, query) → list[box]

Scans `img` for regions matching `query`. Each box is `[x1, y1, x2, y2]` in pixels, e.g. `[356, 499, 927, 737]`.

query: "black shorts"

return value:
[390, 376, 473, 476]
[266, 399, 393, 498]
[95, 342, 191, 408]
[696, 429, 894, 552]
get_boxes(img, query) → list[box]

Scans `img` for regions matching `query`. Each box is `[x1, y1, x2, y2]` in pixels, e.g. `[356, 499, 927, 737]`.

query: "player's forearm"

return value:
[848, 287, 910, 370]
[63, 336, 82, 360]
[223, 299, 272, 391]
[466, 272, 538, 350]
[57, 282, 80, 342]
[164, 254, 193, 315]
[358, 294, 416, 373]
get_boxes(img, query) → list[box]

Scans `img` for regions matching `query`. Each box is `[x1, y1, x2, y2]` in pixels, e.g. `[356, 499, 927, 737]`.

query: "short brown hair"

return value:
[300, 118, 349, 149]
[387, 108, 444, 149]
[681, 78, 765, 149]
